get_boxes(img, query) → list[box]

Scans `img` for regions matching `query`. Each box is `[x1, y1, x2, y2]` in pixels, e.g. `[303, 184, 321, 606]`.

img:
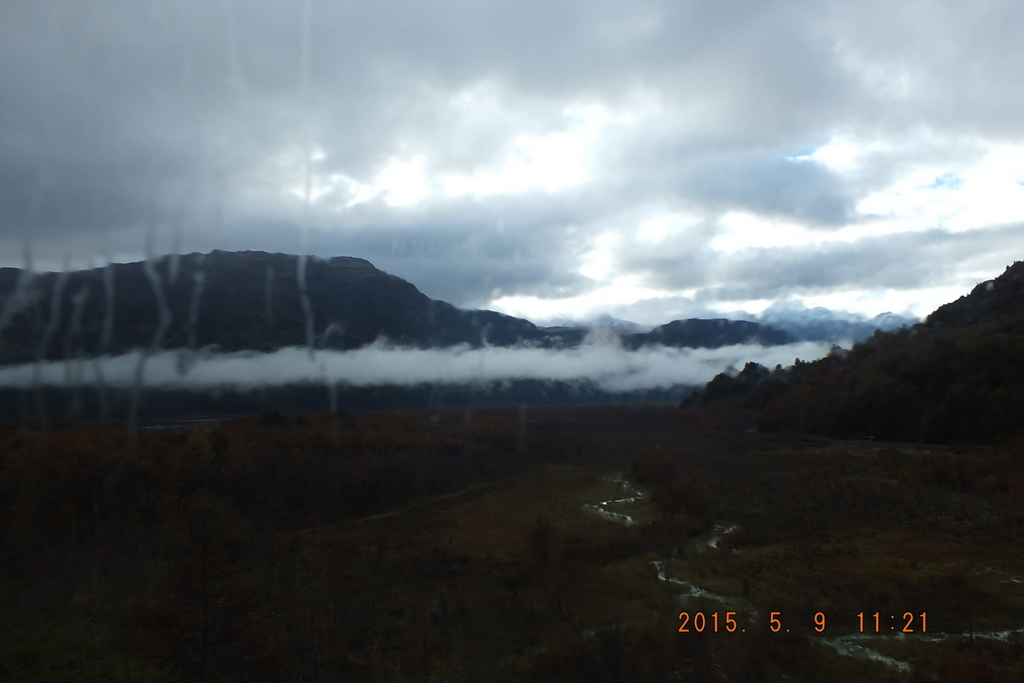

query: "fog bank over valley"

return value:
[0, 340, 833, 395]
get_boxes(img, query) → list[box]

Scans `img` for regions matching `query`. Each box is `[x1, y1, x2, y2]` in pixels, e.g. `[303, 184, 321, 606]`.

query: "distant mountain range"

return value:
[750, 303, 916, 343]
[546, 314, 652, 334]
[552, 306, 915, 345]
[0, 250, 810, 365]
[0, 250, 947, 419]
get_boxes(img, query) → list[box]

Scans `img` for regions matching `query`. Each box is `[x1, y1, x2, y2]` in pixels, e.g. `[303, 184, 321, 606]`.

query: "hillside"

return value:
[925, 261, 1024, 329]
[0, 251, 557, 365]
[684, 262, 1024, 443]
[0, 251, 792, 365]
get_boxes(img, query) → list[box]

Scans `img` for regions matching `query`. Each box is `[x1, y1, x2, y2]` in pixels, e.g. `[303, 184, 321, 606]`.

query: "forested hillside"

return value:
[686, 262, 1024, 444]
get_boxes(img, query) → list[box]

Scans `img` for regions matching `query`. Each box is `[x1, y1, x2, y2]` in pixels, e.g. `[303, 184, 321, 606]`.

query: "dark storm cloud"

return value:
[723, 224, 1024, 294]
[676, 153, 852, 225]
[627, 222, 1024, 309]
[1, 0, 1023, 318]
[310, 222, 594, 307]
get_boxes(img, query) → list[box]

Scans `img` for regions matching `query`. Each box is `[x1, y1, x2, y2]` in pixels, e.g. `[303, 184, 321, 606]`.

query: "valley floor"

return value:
[2, 405, 1023, 681]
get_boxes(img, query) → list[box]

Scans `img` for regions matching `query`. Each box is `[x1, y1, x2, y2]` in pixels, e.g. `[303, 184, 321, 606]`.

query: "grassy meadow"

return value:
[2, 405, 1023, 681]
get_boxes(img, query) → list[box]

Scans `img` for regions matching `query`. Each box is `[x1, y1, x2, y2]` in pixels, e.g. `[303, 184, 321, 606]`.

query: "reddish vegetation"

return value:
[2, 406, 1024, 681]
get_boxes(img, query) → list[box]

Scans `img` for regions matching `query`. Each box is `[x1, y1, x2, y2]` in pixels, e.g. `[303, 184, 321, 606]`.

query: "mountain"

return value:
[925, 261, 1024, 329]
[624, 318, 792, 350]
[684, 261, 1024, 444]
[751, 302, 916, 342]
[546, 314, 652, 334]
[590, 314, 652, 334]
[545, 314, 791, 348]
[0, 251, 793, 366]
[0, 251, 547, 365]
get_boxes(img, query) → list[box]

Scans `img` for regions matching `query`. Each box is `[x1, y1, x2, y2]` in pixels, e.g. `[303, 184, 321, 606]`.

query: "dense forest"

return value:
[686, 262, 1024, 444]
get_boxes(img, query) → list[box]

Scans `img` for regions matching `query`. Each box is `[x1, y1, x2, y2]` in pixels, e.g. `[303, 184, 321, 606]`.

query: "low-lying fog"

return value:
[0, 340, 834, 394]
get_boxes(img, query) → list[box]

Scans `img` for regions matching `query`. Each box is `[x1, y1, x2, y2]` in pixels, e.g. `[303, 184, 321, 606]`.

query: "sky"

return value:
[2, 0, 1023, 327]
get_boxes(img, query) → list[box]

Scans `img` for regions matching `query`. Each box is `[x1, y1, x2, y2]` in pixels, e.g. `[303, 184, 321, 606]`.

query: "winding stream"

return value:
[586, 475, 1024, 673]
[820, 635, 912, 673]
[704, 523, 737, 549]
[651, 559, 743, 606]
[582, 476, 645, 525]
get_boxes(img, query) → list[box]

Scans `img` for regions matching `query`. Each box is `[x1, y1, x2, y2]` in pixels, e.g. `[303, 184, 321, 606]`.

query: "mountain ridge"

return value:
[750, 303, 916, 342]
[0, 250, 794, 365]
[925, 261, 1024, 330]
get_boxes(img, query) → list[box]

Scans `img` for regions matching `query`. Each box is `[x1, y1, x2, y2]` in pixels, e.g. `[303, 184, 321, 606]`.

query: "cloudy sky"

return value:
[3, 0, 1023, 327]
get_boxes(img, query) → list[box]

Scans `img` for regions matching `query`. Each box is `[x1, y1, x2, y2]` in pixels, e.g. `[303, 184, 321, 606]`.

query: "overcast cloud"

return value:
[2, 0, 1023, 325]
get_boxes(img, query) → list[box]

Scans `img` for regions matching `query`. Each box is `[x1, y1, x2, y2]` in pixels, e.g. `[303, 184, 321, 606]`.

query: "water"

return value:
[704, 523, 737, 549]
[582, 476, 645, 525]
[651, 560, 741, 606]
[820, 635, 912, 673]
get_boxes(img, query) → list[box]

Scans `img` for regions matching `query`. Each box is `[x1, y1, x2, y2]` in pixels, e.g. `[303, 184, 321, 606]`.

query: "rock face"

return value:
[0, 250, 795, 365]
